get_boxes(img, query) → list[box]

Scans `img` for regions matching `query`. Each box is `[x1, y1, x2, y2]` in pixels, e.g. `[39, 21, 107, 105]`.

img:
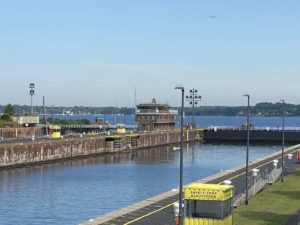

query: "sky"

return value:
[0, 0, 300, 107]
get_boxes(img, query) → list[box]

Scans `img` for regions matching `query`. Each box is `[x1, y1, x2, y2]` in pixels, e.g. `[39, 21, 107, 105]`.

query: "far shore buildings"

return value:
[135, 99, 178, 131]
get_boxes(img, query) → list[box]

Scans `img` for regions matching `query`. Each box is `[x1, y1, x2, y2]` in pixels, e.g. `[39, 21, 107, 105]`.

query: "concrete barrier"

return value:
[0, 129, 204, 169]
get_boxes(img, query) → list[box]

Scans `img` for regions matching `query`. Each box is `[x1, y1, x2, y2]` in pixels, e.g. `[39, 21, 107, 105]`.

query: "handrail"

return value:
[207, 126, 300, 131]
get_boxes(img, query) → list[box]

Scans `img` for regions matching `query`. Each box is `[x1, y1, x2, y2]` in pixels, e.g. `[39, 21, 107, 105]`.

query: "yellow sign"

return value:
[184, 183, 233, 201]
[188, 189, 218, 200]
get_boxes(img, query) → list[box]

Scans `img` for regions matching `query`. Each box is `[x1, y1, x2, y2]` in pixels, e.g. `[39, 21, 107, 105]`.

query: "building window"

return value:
[185, 199, 232, 219]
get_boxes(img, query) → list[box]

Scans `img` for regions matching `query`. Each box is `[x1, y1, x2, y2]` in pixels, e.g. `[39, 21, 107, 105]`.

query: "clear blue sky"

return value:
[1, 0, 300, 107]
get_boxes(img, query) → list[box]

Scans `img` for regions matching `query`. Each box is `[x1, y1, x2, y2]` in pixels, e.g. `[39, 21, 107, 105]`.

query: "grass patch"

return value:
[234, 168, 300, 225]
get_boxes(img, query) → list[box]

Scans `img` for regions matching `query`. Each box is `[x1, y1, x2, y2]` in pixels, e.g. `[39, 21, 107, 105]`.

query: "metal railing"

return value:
[233, 167, 282, 207]
[207, 126, 300, 131]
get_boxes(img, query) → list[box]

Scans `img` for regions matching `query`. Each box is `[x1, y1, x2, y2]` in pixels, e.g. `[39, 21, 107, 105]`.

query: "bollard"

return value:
[173, 202, 179, 225]
[252, 168, 259, 177]
[273, 159, 279, 167]
[175, 215, 179, 225]
[173, 202, 179, 216]
[223, 180, 232, 185]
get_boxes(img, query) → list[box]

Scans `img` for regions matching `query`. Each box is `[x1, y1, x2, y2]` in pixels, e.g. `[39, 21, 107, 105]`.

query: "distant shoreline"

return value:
[1, 102, 300, 116]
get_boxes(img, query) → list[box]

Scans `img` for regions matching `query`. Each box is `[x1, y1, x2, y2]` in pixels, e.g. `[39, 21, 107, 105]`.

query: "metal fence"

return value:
[233, 166, 282, 207]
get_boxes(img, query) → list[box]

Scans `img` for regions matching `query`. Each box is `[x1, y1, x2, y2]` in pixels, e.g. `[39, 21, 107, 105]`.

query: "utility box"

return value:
[184, 183, 233, 225]
[49, 125, 61, 138]
[116, 123, 126, 134]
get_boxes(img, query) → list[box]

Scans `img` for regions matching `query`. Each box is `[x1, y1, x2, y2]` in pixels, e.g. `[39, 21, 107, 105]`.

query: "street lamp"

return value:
[51, 105, 55, 123]
[29, 83, 35, 115]
[186, 89, 201, 127]
[16, 105, 19, 140]
[280, 99, 285, 182]
[243, 94, 250, 205]
[175, 85, 184, 225]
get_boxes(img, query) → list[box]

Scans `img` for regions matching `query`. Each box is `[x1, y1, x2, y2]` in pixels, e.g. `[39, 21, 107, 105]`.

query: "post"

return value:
[175, 85, 185, 225]
[31, 95, 33, 114]
[43, 96, 48, 136]
[29, 83, 35, 115]
[115, 103, 117, 125]
[192, 89, 195, 125]
[281, 99, 285, 182]
[186, 89, 201, 128]
[51, 105, 54, 123]
[16, 105, 19, 139]
[243, 94, 250, 205]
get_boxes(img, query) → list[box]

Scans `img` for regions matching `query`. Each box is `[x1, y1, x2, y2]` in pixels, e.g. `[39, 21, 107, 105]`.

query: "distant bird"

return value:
[209, 15, 216, 19]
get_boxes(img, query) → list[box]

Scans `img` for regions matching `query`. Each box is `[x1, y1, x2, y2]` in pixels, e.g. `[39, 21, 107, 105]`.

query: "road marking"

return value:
[125, 149, 298, 224]
[123, 202, 175, 225]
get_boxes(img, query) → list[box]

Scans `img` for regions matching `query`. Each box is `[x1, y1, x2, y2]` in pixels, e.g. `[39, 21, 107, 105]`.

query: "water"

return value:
[0, 142, 282, 225]
[46, 114, 300, 128]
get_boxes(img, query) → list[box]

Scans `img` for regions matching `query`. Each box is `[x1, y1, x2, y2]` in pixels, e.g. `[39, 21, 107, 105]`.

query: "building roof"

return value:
[136, 99, 172, 110]
[184, 183, 233, 191]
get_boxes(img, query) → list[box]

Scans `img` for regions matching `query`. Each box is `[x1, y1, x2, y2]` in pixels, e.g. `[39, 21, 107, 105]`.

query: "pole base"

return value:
[175, 216, 179, 225]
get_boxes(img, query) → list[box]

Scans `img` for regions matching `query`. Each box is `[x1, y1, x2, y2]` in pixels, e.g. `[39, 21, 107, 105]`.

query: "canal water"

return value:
[0, 142, 282, 225]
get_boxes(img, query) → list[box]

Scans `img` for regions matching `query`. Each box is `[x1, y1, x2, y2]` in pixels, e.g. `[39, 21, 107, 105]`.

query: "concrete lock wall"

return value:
[204, 129, 300, 142]
[0, 129, 204, 168]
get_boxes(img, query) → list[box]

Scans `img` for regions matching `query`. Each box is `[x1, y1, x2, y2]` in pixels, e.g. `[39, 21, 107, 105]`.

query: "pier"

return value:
[204, 126, 300, 142]
[3, 126, 300, 169]
[0, 129, 203, 169]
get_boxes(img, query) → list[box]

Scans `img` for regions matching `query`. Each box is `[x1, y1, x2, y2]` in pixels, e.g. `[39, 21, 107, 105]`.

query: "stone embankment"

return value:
[0, 129, 203, 169]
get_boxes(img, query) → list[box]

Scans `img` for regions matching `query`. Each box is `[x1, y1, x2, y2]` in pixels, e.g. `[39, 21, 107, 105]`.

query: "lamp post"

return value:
[16, 105, 19, 140]
[185, 89, 201, 127]
[51, 105, 54, 123]
[29, 83, 35, 115]
[280, 99, 285, 182]
[175, 85, 185, 225]
[243, 94, 250, 205]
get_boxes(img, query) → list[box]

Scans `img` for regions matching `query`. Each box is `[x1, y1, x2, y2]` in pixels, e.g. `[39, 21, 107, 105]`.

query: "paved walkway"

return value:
[82, 145, 300, 225]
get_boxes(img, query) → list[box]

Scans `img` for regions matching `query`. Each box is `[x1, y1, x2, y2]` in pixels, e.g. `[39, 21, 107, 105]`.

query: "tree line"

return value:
[0, 102, 299, 116]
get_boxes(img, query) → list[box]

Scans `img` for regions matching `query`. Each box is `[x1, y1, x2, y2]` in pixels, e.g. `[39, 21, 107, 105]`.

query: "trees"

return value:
[0, 104, 15, 121]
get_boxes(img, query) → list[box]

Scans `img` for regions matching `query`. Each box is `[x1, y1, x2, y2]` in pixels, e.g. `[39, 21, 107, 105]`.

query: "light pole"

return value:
[186, 88, 201, 127]
[280, 99, 285, 182]
[175, 85, 184, 225]
[243, 94, 250, 205]
[51, 105, 54, 123]
[29, 83, 35, 115]
[16, 105, 19, 140]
